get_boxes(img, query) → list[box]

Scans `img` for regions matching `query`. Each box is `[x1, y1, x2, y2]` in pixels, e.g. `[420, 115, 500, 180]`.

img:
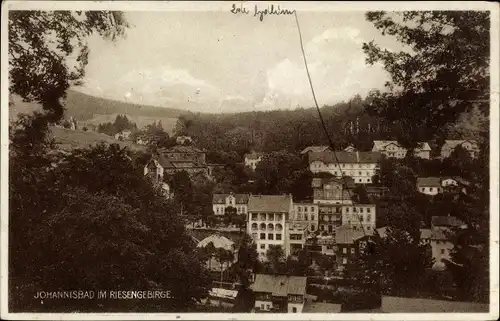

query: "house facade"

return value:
[308, 151, 382, 184]
[417, 177, 443, 195]
[292, 202, 319, 233]
[115, 130, 132, 140]
[197, 234, 236, 272]
[251, 274, 307, 313]
[244, 152, 263, 171]
[372, 140, 431, 159]
[144, 146, 209, 178]
[341, 204, 376, 233]
[334, 226, 374, 267]
[440, 140, 479, 159]
[247, 194, 293, 259]
[212, 193, 250, 216]
[287, 222, 309, 255]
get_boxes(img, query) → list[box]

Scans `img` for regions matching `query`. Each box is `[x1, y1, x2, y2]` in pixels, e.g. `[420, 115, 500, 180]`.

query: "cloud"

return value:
[257, 27, 389, 109]
[77, 66, 222, 108]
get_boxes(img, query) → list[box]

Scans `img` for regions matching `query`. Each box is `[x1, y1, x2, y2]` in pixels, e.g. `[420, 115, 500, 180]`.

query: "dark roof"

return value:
[161, 145, 205, 153]
[431, 216, 466, 228]
[335, 226, 373, 244]
[312, 176, 355, 189]
[250, 274, 307, 296]
[212, 193, 250, 204]
[417, 177, 441, 187]
[308, 151, 382, 164]
[300, 146, 332, 154]
[247, 195, 292, 213]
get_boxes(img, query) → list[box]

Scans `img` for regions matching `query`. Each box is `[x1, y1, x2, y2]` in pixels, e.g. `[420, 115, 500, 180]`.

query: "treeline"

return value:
[97, 114, 138, 136]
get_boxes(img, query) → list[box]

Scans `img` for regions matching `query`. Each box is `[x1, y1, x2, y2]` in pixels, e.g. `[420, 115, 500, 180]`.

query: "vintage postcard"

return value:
[1, 1, 499, 320]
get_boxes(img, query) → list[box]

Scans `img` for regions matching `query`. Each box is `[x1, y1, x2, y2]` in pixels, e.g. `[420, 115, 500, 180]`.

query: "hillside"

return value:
[50, 126, 147, 152]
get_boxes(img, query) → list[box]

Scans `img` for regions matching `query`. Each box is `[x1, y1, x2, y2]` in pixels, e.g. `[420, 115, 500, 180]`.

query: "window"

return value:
[367, 214, 371, 222]
[276, 234, 282, 240]
[310, 224, 315, 231]
[367, 226, 371, 231]
[360, 208, 364, 213]
[346, 207, 350, 212]
[298, 206, 302, 212]
[260, 233, 266, 240]
[351, 248, 355, 254]
[261, 304, 264, 309]
[252, 213, 257, 220]
[359, 171, 362, 175]
[292, 307, 297, 313]
[251, 223, 258, 230]
[260, 244, 265, 250]
[304, 207, 308, 212]
[268, 233, 274, 240]
[367, 208, 371, 213]
[342, 258, 347, 264]
[311, 215, 315, 221]
[310, 207, 314, 212]
[430, 187, 434, 192]
[343, 248, 347, 254]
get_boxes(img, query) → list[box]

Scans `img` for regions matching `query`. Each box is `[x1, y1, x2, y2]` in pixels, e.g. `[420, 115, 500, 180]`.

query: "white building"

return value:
[440, 139, 479, 159]
[341, 204, 376, 233]
[287, 222, 309, 255]
[176, 135, 193, 145]
[308, 151, 382, 184]
[372, 140, 431, 159]
[250, 274, 307, 313]
[247, 194, 293, 259]
[292, 202, 319, 233]
[212, 193, 250, 216]
[115, 130, 132, 140]
[244, 151, 263, 171]
[417, 177, 443, 195]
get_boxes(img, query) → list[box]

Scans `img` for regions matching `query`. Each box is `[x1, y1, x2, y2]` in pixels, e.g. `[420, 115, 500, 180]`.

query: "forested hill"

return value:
[177, 96, 430, 155]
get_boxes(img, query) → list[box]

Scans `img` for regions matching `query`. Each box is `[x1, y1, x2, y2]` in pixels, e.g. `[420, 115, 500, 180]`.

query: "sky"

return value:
[74, 9, 405, 113]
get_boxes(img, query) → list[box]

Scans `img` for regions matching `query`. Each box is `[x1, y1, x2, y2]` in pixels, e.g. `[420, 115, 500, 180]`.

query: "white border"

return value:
[1, 1, 499, 320]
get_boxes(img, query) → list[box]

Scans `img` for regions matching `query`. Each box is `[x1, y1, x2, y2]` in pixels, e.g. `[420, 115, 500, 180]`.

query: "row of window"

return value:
[345, 207, 373, 213]
[313, 163, 375, 169]
[319, 224, 373, 232]
[250, 213, 284, 221]
[343, 213, 372, 222]
[250, 223, 283, 231]
[214, 206, 247, 214]
[296, 206, 316, 213]
[259, 233, 282, 241]
[419, 187, 442, 193]
[293, 214, 316, 221]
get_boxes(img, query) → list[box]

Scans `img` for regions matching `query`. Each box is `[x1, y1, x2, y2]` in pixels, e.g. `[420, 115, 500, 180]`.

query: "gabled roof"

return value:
[300, 145, 332, 154]
[431, 216, 466, 228]
[309, 151, 382, 164]
[212, 193, 250, 204]
[244, 151, 263, 160]
[417, 177, 441, 187]
[442, 176, 471, 186]
[197, 234, 235, 251]
[161, 145, 205, 153]
[442, 140, 478, 149]
[312, 176, 355, 189]
[250, 274, 307, 296]
[373, 140, 403, 151]
[415, 142, 431, 151]
[248, 195, 292, 213]
[335, 226, 373, 244]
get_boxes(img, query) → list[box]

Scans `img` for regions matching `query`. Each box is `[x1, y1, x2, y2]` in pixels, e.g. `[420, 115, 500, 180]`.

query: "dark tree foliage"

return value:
[9, 11, 128, 122]
[363, 11, 489, 145]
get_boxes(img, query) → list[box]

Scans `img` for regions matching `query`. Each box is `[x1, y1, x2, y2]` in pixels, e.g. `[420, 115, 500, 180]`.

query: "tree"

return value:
[363, 11, 489, 143]
[265, 245, 285, 274]
[254, 151, 303, 194]
[9, 11, 128, 122]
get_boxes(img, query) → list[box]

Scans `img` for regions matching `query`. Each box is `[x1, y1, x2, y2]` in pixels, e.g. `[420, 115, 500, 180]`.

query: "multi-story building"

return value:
[144, 146, 209, 178]
[247, 194, 293, 259]
[292, 202, 319, 233]
[287, 222, 309, 255]
[251, 274, 307, 313]
[308, 151, 382, 184]
[244, 151, 263, 171]
[334, 226, 374, 267]
[440, 139, 479, 159]
[372, 140, 431, 159]
[341, 204, 376, 233]
[212, 193, 250, 216]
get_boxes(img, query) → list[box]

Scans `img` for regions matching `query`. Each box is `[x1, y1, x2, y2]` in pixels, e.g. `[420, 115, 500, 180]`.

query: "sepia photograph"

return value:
[1, 1, 499, 320]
